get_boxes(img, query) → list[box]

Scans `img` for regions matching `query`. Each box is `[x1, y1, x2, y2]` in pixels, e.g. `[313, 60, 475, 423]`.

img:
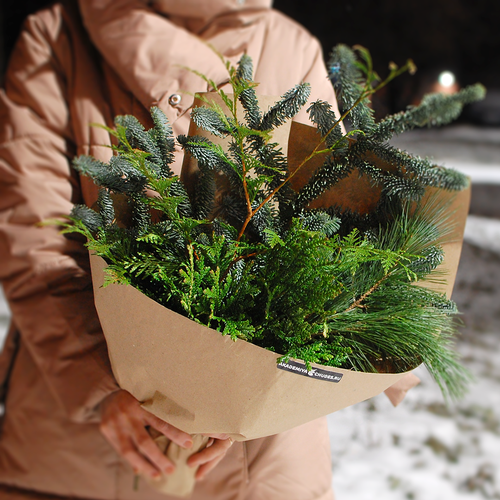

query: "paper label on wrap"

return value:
[277, 360, 343, 383]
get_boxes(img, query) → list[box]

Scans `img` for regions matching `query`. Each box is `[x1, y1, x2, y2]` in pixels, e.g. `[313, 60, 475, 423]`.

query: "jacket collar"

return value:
[149, 0, 273, 21]
[78, 0, 274, 115]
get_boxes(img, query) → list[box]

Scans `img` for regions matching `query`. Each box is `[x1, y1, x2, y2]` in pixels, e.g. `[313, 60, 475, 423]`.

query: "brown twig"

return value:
[345, 274, 389, 312]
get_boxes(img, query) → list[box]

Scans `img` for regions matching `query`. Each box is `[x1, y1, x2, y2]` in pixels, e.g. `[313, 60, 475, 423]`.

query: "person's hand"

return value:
[99, 389, 193, 480]
[99, 390, 234, 482]
[188, 435, 234, 480]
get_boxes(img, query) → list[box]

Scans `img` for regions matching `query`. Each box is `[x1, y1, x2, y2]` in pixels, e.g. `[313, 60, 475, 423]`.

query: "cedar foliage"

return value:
[62, 46, 485, 400]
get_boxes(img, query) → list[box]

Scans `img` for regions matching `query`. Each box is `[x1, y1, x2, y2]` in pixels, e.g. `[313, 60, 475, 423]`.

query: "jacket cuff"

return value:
[384, 372, 421, 407]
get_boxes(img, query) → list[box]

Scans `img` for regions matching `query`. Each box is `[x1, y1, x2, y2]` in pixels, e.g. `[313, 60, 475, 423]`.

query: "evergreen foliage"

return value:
[59, 45, 486, 400]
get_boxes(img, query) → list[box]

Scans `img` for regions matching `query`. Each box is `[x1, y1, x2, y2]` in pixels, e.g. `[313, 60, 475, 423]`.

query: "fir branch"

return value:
[97, 188, 115, 225]
[370, 83, 486, 142]
[259, 83, 311, 130]
[307, 100, 343, 147]
[190, 106, 232, 138]
[68, 205, 103, 235]
[149, 106, 176, 177]
[296, 156, 352, 208]
[328, 44, 376, 132]
[194, 168, 216, 219]
[235, 54, 262, 129]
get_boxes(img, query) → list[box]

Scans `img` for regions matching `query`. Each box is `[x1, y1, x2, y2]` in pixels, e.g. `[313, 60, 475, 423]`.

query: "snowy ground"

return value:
[0, 125, 499, 499]
[328, 330, 500, 500]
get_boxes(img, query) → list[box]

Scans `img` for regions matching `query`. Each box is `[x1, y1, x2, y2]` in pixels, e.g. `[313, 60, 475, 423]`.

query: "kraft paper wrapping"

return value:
[91, 253, 417, 440]
[91, 252, 416, 496]
[91, 97, 470, 496]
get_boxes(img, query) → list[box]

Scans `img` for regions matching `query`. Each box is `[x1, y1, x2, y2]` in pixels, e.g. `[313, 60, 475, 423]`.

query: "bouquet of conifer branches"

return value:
[56, 44, 486, 496]
[63, 45, 484, 399]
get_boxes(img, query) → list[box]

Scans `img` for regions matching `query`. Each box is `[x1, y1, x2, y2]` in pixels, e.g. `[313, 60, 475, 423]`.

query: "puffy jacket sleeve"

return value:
[0, 8, 119, 423]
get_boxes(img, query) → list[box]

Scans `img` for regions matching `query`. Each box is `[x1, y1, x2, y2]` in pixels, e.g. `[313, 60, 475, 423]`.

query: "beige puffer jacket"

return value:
[0, 1, 339, 499]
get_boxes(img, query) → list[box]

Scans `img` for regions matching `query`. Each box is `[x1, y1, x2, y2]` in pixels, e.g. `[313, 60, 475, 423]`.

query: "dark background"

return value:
[1, 0, 500, 114]
[274, 0, 500, 118]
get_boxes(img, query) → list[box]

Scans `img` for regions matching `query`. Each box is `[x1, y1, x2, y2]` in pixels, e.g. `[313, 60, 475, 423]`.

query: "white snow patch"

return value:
[442, 162, 500, 184]
[464, 215, 500, 253]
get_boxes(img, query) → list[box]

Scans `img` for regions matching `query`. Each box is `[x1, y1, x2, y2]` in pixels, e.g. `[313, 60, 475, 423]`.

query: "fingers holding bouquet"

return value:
[99, 389, 233, 482]
[189, 435, 235, 480]
[99, 390, 190, 479]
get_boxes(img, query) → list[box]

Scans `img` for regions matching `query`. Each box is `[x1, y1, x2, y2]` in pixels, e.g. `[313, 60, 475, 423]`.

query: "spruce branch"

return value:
[370, 83, 486, 142]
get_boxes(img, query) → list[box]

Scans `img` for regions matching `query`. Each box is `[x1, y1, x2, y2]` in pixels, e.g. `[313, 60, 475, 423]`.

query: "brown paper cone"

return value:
[417, 186, 471, 298]
[91, 253, 415, 441]
[91, 107, 470, 497]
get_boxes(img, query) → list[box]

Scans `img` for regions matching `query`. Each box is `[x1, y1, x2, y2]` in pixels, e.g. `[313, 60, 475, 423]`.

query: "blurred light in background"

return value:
[431, 70, 460, 95]
[438, 70, 456, 88]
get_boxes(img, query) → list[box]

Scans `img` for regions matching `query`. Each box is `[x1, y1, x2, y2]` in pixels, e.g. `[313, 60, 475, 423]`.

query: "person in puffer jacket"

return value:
[0, 1, 418, 499]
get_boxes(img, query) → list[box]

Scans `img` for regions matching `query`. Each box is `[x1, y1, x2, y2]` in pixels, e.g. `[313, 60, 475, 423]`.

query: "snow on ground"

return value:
[0, 125, 499, 499]
[328, 333, 500, 500]
[465, 216, 500, 254]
